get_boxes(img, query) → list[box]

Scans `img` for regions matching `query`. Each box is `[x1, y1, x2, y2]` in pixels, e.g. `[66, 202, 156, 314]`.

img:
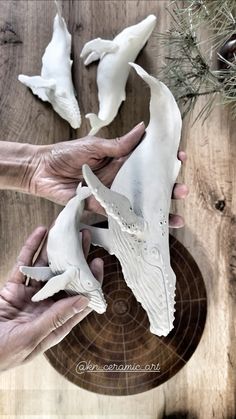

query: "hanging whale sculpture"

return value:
[81, 63, 182, 336]
[80, 14, 157, 135]
[18, 1, 81, 129]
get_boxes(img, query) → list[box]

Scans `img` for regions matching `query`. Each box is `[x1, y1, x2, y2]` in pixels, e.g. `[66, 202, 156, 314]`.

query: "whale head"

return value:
[109, 218, 176, 337]
[47, 88, 81, 129]
[82, 162, 176, 337]
[117, 14, 157, 48]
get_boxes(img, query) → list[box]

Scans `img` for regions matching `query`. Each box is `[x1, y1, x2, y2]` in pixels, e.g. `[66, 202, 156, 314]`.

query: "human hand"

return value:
[85, 149, 188, 228]
[0, 227, 101, 372]
[27, 121, 188, 227]
[28, 122, 146, 206]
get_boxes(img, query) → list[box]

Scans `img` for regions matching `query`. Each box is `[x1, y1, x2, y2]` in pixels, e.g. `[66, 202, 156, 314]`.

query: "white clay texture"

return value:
[20, 184, 107, 314]
[18, 1, 81, 129]
[82, 63, 182, 336]
[80, 15, 157, 135]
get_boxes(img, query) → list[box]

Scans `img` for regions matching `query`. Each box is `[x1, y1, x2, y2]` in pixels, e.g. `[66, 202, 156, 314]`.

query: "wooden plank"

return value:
[0, 0, 70, 285]
[0, 0, 235, 418]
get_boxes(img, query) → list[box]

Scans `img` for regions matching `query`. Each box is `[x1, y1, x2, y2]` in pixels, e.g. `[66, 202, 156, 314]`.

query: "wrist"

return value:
[0, 142, 47, 194]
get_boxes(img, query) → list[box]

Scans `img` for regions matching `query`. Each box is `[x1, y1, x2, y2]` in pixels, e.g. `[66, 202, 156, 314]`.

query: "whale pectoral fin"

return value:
[82, 164, 145, 235]
[18, 75, 56, 101]
[31, 267, 77, 302]
[75, 183, 91, 199]
[20, 266, 53, 282]
[80, 223, 113, 253]
[80, 38, 119, 66]
[84, 51, 101, 66]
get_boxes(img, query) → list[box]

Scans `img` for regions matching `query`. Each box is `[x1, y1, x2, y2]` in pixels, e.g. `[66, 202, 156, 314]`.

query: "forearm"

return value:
[0, 141, 38, 193]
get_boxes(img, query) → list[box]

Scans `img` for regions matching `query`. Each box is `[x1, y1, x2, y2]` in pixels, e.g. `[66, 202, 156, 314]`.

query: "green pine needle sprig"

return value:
[155, 0, 236, 122]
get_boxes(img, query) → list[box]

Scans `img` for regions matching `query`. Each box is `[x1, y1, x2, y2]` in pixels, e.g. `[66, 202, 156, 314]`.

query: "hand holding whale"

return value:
[0, 122, 188, 227]
[28, 124, 188, 227]
[0, 227, 102, 372]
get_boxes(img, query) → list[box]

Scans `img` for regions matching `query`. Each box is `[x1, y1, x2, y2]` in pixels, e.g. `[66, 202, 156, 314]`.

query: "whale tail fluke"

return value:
[86, 113, 107, 135]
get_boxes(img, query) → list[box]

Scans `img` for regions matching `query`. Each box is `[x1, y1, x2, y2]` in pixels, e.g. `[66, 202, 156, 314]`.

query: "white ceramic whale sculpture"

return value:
[80, 14, 157, 135]
[81, 63, 182, 336]
[20, 184, 107, 314]
[18, 1, 81, 129]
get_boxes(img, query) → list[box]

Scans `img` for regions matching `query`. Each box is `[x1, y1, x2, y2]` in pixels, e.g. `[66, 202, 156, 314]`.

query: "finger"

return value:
[178, 150, 187, 163]
[169, 214, 185, 228]
[10, 226, 47, 284]
[31, 230, 50, 290]
[34, 232, 48, 267]
[172, 183, 189, 199]
[99, 121, 145, 158]
[26, 261, 103, 358]
[33, 216, 58, 265]
[80, 229, 92, 259]
[89, 258, 104, 284]
[25, 306, 92, 361]
[85, 195, 106, 215]
[99, 154, 130, 187]
[27, 258, 104, 357]
[28, 295, 90, 346]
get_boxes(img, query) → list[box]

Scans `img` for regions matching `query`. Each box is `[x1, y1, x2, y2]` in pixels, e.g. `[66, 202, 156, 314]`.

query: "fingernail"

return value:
[136, 121, 145, 128]
[73, 296, 90, 313]
[130, 122, 145, 132]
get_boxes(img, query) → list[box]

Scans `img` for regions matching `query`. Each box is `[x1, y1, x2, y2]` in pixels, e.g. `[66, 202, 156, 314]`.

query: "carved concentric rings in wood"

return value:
[45, 234, 207, 395]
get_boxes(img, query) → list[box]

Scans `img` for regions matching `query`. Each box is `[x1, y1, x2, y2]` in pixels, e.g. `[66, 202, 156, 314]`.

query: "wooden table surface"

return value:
[0, 1, 235, 418]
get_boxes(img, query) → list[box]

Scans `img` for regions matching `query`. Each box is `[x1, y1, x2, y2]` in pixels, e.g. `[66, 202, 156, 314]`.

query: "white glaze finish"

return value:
[20, 184, 107, 314]
[82, 63, 182, 336]
[80, 15, 157, 135]
[18, 1, 81, 129]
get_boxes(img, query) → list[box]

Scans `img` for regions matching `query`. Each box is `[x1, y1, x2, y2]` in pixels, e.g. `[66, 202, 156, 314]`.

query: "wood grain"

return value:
[0, 0, 235, 418]
[45, 234, 207, 396]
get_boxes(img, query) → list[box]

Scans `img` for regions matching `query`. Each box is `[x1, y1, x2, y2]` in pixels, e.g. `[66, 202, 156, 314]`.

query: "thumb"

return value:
[31, 295, 89, 342]
[89, 258, 104, 285]
[100, 121, 145, 158]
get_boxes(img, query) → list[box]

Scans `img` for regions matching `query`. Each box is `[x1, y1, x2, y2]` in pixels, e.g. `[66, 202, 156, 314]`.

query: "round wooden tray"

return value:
[45, 235, 207, 396]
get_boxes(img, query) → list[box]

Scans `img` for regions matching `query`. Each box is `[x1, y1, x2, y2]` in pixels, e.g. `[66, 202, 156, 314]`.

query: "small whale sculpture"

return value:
[18, 1, 81, 129]
[81, 63, 182, 336]
[20, 184, 107, 314]
[80, 14, 157, 135]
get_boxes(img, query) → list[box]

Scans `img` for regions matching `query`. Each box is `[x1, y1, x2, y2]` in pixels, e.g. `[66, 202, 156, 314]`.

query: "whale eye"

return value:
[151, 246, 160, 259]
[149, 246, 161, 263]
[56, 89, 67, 98]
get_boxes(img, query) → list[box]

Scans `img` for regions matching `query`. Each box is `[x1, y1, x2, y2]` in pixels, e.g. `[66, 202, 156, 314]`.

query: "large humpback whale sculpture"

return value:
[20, 184, 107, 314]
[19, 64, 182, 336]
[80, 15, 157, 135]
[82, 63, 182, 336]
[18, 1, 81, 129]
